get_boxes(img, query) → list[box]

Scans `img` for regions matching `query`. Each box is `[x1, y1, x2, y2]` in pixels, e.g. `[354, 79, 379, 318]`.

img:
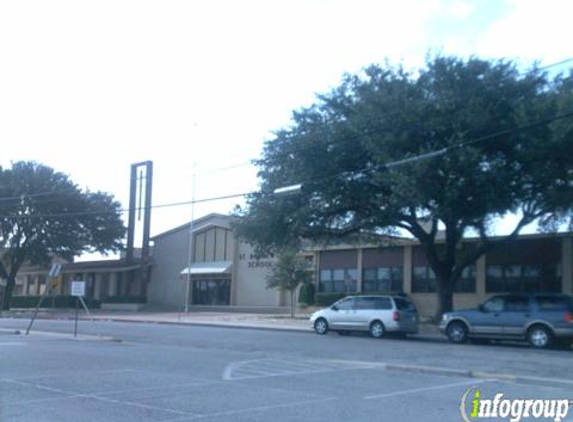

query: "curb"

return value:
[383, 363, 573, 390]
[92, 317, 315, 334]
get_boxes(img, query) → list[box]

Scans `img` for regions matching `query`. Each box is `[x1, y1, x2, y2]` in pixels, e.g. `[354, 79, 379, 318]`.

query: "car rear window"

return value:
[536, 296, 573, 311]
[394, 297, 415, 311]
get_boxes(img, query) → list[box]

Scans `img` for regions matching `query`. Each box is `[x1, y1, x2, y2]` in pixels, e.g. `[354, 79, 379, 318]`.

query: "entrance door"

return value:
[192, 279, 230, 305]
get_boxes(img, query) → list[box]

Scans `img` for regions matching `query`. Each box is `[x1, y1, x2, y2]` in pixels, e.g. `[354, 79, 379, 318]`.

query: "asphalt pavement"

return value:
[1, 318, 572, 422]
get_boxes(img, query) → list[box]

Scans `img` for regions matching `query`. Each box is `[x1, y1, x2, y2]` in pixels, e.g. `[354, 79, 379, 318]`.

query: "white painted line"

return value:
[364, 379, 490, 400]
[157, 397, 338, 422]
[3, 378, 200, 417]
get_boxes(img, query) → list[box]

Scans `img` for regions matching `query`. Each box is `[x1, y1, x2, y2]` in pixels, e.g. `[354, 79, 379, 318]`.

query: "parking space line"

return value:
[3, 378, 201, 418]
[364, 379, 490, 400]
[156, 397, 339, 422]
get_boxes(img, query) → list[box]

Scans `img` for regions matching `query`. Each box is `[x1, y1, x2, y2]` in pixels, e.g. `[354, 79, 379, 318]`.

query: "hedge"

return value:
[100, 296, 146, 304]
[10, 295, 101, 309]
[298, 283, 315, 305]
[314, 291, 407, 307]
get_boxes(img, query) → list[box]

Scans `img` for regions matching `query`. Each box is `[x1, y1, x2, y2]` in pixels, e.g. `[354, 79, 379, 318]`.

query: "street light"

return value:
[273, 184, 302, 196]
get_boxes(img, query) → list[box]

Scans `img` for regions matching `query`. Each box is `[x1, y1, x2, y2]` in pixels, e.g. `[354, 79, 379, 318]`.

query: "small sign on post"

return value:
[71, 281, 86, 297]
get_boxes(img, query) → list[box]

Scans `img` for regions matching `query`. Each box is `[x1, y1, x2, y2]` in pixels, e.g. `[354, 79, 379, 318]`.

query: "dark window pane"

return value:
[536, 296, 572, 311]
[335, 298, 354, 310]
[363, 269, 377, 281]
[373, 297, 392, 310]
[504, 296, 530, 312]
[332, 269, 345, 281]
[483, 296, 504, 312]
[363, 280, 376, 292]
[320, 270, 331, 281]
[394, 297, 415, 311]
[378, 268, 391, 280]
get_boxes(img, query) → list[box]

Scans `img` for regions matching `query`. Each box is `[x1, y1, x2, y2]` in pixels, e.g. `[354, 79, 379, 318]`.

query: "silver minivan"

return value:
[310, 295, 419, 338]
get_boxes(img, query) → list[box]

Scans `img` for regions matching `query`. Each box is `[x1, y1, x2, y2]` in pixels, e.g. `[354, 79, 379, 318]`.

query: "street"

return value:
[1, 319, 572, 422]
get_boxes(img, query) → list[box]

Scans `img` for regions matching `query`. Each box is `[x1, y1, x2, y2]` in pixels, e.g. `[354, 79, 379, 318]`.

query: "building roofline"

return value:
[305, 230, 573, 252]
[150, 213, 234, 241]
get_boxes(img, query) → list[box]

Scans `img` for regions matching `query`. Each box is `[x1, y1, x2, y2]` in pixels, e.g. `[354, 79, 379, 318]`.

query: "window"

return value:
[413, 265, 475, 293]
[504, 296, 530, 312]
[394, 297, 415, 311]
[486, 264, 561, 293]
[319, 268, 357, 293]
[412, 266, 437, 293]
[333, 298, 354, 311]
[536, 296, 572, 311]
[362, 266, 403, 293]
[483, 296, 504, 313]
[456, 266, 477, 293]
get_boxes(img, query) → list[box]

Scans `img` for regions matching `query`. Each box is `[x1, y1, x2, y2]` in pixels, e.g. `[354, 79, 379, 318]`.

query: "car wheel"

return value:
[527, 325, 553, 349]
[314, 318, 328, 335]
[369, 321, 385, 338]
[446, 321, 469, 344]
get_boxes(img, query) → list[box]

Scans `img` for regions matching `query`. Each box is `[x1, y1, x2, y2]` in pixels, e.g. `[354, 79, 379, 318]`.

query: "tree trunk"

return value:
[2, 276, 16, 311]
[436, 277, 454, 320]
[290, 290, 295, 318]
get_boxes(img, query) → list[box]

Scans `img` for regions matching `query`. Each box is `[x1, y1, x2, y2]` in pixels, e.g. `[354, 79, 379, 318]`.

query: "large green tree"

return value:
[0, 161, 126, 310]
[235, 56, 573, 317]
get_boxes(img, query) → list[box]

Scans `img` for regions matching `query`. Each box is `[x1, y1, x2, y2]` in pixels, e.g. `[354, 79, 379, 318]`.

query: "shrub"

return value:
[298, 283, 315, 305]
[100, 296, 146, 304]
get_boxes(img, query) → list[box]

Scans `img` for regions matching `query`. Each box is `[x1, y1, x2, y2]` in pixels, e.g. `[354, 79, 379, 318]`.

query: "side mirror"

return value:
[478, 304, 486, 313]
[331, 305, 339, 312]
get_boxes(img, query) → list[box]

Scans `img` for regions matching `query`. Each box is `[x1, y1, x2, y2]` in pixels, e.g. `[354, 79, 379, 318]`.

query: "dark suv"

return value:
[439, 294, 573, 348]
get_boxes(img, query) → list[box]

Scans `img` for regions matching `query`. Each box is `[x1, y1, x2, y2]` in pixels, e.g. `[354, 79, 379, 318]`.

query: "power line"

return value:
[1, 107, 571, 221]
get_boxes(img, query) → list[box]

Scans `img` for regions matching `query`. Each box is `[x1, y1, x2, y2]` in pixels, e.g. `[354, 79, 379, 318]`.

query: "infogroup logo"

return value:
[460, 387, 572, 422]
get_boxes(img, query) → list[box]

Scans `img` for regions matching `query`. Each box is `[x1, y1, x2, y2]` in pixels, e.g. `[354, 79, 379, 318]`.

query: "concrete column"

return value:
[357, 248, 363, 292]
[23, 276, 29, 296]
[562, 237, 572, 295]
[109, 272, 118, 297]
[315, 252, 321, 292]
[93, 274, 102, 300]
[403, 245, 413, 294]
[35, 275, 41, 295]
[476, 255, 487, 299]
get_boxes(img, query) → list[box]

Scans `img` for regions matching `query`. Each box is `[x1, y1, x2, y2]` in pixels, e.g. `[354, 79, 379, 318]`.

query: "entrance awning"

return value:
[180, 261, 232, 276]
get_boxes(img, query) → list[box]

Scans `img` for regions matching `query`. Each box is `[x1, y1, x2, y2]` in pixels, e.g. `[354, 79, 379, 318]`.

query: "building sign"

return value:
[239, 253, 275, 269]
[71, 281, 86, 297]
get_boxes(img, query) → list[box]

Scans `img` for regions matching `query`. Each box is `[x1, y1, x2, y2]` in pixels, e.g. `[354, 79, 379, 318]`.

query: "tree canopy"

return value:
[0, 161, 126, 309]
[235, 56, 573, 317]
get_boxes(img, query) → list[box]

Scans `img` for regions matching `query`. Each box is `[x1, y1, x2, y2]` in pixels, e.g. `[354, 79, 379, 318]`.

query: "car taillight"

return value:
[393, 311, 400, 321]
[564, 312, 573, 323]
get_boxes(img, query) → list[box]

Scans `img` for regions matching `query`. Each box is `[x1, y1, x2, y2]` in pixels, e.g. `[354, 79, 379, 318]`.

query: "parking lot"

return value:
[1, 319, 572, 422]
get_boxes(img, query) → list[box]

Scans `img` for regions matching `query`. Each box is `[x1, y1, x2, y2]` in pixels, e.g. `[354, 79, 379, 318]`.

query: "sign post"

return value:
[26, 264, 62, 335]
[71, 281, 86, 338]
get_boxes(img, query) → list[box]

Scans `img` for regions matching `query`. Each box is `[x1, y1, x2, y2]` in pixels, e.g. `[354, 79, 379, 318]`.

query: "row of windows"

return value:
[318, 264, 562, 294]
[486, 264, 561, 293]
[412, 266, 476, 293]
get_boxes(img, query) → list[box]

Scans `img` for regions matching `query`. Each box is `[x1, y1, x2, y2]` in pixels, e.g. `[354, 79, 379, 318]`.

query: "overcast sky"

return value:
[1, 0, 571, 257]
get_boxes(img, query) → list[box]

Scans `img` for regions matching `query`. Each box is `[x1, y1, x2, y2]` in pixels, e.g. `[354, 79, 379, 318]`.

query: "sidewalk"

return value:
[1, 308, 443, 337]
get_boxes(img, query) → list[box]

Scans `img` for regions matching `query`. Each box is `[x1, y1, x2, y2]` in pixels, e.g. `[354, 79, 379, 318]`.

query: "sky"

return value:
[1, 0, 572, 258]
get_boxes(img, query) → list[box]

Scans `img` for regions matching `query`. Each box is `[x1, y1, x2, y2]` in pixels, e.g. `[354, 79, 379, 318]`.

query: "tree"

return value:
[235, 56, 573, 318]
[266, 249, 312, 318]
[0, 161, 126, 310]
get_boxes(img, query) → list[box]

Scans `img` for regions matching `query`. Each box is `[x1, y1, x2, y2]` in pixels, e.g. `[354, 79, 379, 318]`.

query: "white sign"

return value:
[71, 281, 86, 297]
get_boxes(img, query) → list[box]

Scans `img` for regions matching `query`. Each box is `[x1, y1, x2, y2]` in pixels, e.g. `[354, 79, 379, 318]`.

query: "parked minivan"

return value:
[310, 295, 419, 337]
[440, 293, 573, 348]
